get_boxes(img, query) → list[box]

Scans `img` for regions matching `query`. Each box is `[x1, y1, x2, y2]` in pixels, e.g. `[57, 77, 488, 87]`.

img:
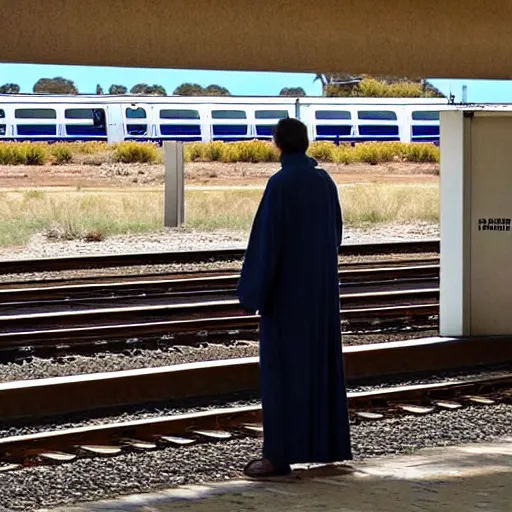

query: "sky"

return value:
[1, 63, 512, 103]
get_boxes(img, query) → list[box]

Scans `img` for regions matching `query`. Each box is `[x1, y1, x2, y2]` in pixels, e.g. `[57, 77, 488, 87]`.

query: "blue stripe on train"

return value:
[412, 125, 440, 136]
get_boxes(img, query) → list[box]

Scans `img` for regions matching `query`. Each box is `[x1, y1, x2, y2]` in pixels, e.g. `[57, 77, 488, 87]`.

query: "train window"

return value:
[65, 108, 106, 137]
[0, 125, 5, 136]
[212, 125, 248, 136]
[66, 125, 107, 136]
[412, 111, 440, 121]
[255, 110, 288, 119]
[160, 109, 200, 120]
[315, 110, 351, 120]
[412, 125, 440, 137]
[359, 125, 399, 136]
[17, 125, 57, 136]
[65, 108, 102, 120]
[357, 111, 397, 121]
[0, 109, 4, 118]
[211, 110, 247, 119]
[160, 125, 202, 136]
[316, 125, 352, 137]
[126, 107, 147, 119]
[256, 125, 274, 137]
[15, 108, 56, 119]
[126, 124, 148, 136]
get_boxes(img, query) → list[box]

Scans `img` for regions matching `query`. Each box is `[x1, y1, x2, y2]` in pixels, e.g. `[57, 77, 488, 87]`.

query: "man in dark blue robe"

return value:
[237, 118, 352, 478]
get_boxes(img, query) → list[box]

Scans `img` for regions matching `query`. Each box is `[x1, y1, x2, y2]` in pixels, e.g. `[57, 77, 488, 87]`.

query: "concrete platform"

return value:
[44, 437, 512, 512]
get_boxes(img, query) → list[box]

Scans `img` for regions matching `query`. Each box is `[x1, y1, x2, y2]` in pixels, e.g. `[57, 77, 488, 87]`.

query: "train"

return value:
[0, 94, 449, 146]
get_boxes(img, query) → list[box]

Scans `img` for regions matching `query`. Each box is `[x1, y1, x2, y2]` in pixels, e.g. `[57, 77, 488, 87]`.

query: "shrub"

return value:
[184, 142, 207, 162]
[235, 141, 279, 163]
[403, 142, 440, 163]
[203, 141, 227, 162]
[0, 142, 50, 165]
[308, 142, 336, 162]
[113, 141, 159, 163]
[326, 78, 433, 98]
[51, 143, 74, 164]
[24, 143, 49, 165]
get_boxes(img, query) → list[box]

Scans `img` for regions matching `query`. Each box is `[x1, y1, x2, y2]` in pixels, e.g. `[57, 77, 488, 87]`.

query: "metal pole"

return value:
[164, 141, 185, 227]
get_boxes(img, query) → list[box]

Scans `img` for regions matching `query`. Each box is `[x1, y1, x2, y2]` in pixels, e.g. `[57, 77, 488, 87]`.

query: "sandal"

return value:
[243, 458, 292, 479]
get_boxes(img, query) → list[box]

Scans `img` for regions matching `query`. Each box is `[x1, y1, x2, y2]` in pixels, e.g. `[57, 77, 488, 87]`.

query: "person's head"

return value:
[273, 118, 309, 154]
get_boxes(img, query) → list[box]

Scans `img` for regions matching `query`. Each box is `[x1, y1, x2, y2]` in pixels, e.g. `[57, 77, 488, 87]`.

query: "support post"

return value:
[439, 110, 468, 336]
[164, 141, 185, 228]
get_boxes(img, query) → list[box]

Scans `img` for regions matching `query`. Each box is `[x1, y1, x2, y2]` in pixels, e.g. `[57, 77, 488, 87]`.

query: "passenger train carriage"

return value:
[0, 95, 448, 145]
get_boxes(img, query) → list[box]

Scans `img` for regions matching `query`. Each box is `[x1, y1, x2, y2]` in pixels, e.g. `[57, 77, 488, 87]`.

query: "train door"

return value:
[106, 104, 124, 144]
[123, 104, 153, 141]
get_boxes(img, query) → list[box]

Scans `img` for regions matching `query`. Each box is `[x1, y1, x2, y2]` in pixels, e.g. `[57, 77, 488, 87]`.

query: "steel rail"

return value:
[0, 336, 510, 421]
[0, 239, 440, 275]
[0, 264, 440, 304]
[0, 304, 439, 349]
[0, 372, 510, 462]
[0, 289, 439, 332]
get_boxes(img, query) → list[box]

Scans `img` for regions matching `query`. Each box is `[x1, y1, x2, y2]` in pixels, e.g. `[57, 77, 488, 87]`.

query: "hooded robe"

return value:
[238, 152, 352, 469]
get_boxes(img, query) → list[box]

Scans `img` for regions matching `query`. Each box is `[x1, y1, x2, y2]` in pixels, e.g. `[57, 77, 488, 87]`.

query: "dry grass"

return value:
[0, 140, 439, 166]
[0, 183, 439, 248]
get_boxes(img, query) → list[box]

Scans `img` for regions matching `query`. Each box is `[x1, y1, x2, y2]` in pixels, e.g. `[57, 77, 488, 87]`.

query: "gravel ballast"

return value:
[0, 249, 438, 284]
[0, 404, 509, 512]
[0, 224, 439, 263]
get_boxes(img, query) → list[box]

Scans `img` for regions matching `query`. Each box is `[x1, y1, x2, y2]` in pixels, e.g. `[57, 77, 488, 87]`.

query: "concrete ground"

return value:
[43, 437, 512, 512]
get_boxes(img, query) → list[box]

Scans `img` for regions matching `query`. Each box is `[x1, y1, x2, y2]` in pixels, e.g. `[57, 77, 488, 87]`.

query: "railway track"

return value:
[0, 239, 440, 275]
[0, 298, 439, 354]
[0, 243, 442, 365]
[0, 371, 509, 470]
[2, 335, 511, 421]
[0, 264, 439, 306]
[0, 260, 441, 356]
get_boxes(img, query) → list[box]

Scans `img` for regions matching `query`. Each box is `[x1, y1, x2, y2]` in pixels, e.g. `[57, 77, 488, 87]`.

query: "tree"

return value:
[130, 83, 167, 95]
[204, 84, 231, 96]
[108, 84, 128, 95]
[0, 83, 20, 94]
[314, 73, 446, 98]
[173, 83, 231, 96]
[33, 77, 78, 94]
[279, 87, 306, 97]
[96, 84, 104, 95]
[173, 83, 205, 96]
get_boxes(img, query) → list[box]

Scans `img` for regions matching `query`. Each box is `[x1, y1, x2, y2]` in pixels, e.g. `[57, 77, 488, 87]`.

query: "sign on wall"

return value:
[477, 218, 512, 231]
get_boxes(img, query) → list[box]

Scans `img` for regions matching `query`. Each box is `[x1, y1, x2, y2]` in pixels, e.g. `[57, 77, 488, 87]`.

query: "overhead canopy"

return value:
[2, 0, 512, 79]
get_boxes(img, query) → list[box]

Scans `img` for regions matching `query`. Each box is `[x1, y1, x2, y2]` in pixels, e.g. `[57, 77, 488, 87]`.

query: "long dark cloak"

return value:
[238, 152, 352, 467]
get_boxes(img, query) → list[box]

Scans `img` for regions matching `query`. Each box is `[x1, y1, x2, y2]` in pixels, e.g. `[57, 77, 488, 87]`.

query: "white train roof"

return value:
[0, 94, 449, 106]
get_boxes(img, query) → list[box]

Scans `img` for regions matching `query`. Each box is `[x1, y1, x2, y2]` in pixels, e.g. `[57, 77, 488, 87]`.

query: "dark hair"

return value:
[273, 118, 309, 154]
